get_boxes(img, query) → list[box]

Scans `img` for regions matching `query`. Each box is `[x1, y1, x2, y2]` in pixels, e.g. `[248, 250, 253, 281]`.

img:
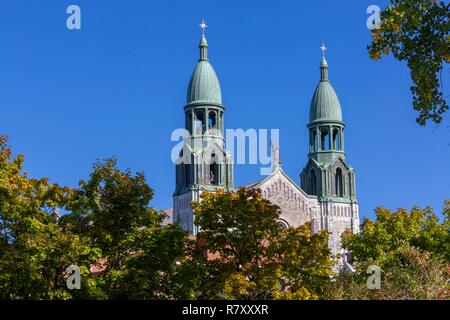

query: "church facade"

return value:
[172, 29, 359, 262]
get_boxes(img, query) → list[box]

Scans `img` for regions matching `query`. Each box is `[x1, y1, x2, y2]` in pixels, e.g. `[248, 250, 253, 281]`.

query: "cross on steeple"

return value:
[199, 18, 207, 35]
[320, 42, 327, 58]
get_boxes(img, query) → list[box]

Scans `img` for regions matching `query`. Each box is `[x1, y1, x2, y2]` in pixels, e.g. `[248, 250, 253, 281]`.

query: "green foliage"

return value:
[328, 245, 449, 300]
[330, 203, 450, 300]
[189, 188, 334, 300]
[63, 158, 188, 299]
[65, 158, 158, 255]
[368, 0, 450, 125]
[342, 204, 449, 264]
[272, 224, 334, 299]
[0, 136, 100, 299]
[0, 137, 188, 299]
[1, 135, 448, 300]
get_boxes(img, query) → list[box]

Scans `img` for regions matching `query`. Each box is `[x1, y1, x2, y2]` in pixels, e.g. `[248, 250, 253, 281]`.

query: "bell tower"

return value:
[173, 20, 234, 234]
[300, 45, 359, 241]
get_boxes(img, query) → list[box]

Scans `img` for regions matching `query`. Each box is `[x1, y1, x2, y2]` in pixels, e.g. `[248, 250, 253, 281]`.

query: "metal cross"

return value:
[320, 42, 327, 58]
[199, 19, 207, 35]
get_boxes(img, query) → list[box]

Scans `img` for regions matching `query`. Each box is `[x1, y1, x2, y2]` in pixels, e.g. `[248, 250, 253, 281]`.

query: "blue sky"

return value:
[0, 0, 449, 220]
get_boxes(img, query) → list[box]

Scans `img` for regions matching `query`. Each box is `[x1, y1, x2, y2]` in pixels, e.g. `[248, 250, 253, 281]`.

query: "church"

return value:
[170, 23, 360, 264]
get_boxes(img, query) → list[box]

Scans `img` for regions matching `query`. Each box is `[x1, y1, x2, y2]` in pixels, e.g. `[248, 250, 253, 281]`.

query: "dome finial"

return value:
[319, 42, 328, 81]
[187, 18, 222, 105]
[320, 42, 327, 58]
[309, 42, 342, 124]
[198, 19, 208, 61]
[199, 18, 207, 36]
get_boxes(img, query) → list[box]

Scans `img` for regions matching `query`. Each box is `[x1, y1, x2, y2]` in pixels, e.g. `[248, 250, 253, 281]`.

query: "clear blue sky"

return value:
[0, 0, 449, 220]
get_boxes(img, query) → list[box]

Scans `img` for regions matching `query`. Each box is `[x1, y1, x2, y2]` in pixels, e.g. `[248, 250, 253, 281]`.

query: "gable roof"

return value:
[325, 155, 352, 171]
[302, 155, 352, 172]
[241, 168, 316, 200]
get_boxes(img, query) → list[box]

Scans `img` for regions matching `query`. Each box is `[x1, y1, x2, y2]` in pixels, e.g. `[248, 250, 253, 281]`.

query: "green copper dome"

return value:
[309, 57, 342, 123]
[186, 35, 222, 106]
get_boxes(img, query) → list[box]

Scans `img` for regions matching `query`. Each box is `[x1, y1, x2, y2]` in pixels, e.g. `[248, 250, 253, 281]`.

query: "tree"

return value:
[368, 0, 450, 125]
[328, 245, 449, 300]
[341, 203, 450, 263]
[329, 202, 450, 299]
[63, 158, 188, 299]
[0, 136, 100, 299]
[272, 224, 334, 299]
[189, 188, 334, 300]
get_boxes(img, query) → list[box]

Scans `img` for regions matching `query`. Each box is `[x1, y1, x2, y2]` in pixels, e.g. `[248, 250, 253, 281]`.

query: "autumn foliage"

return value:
[0, 136, 448, 300]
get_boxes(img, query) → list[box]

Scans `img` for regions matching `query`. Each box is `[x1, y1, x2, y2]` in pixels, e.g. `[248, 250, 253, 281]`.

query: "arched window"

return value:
[335, 168, 343, 197]
[209, 153, 218, 185]
[276, 220, 289, 231]
[195, 110, 205, 134]
[320, 127, 330, 150]
[333, 128, 340, 150]
[208, 111, 217, 134]
[310, 169, 317, 195]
